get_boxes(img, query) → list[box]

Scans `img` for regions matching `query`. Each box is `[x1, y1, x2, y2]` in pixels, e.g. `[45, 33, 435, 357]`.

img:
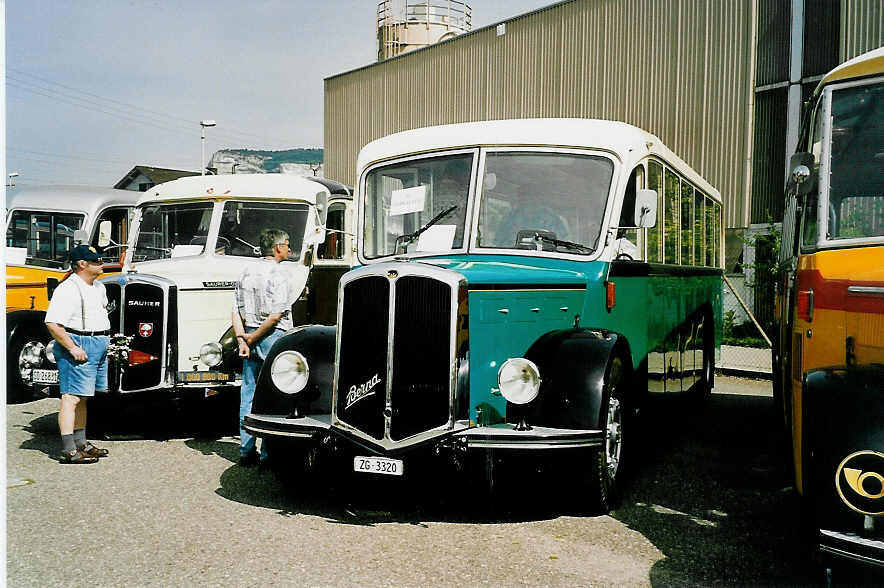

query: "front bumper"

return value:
[243, 412, 604, 452]
[820, 528, 884, 568]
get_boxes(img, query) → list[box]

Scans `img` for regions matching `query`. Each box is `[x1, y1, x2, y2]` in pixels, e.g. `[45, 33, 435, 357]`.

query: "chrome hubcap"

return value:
[18, 341, 44, 381]
[605, 395, 622, 480]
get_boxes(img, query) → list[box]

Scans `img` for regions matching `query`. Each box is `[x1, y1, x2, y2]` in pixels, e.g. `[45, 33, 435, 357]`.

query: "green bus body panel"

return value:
[418, 255, 723, 424]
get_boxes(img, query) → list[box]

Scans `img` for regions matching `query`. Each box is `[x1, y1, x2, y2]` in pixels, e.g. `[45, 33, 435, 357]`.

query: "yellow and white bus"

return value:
[5, 185, 138, 401]
[774, 46, 884, 570]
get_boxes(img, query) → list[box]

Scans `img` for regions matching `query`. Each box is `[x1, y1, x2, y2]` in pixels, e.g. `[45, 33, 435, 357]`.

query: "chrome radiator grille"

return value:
[334, 264, 461, 450]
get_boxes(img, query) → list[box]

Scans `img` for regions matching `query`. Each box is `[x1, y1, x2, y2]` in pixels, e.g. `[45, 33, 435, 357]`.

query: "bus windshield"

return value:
[6, 210, 85, 265]
[133, 202, 214, 261]
[363, 153, 473, 259]
[477, 151, 613, 254]
[827, 80, 884, 241]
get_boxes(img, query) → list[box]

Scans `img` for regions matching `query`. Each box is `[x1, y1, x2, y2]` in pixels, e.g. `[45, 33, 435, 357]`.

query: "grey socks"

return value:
[61, 434, 76, 453]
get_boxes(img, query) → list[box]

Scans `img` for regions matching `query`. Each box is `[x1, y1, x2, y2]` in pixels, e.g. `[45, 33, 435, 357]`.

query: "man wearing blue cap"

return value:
[45, 244, 112, 464]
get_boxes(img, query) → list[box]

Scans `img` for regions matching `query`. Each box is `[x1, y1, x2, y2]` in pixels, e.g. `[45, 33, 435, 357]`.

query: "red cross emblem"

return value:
[138, 323, 153, 338]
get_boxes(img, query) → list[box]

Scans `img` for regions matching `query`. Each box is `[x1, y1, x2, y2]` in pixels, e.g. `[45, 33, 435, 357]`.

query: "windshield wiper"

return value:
[235, 236, 261, 256]
[394, 205, 458, 253]
[527, 232, 594, 253]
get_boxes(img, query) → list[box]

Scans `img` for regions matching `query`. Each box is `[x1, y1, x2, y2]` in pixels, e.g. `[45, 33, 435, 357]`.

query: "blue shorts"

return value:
[56, 334, 109, 397]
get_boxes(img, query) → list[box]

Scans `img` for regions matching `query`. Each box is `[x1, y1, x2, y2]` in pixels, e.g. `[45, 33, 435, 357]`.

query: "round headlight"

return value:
[20, 341, 45, 368]
[199, 342, 223, 367]
[45, 340, 57, 364]
[271, 351, 309, 395]
[497, 357, 541, 404]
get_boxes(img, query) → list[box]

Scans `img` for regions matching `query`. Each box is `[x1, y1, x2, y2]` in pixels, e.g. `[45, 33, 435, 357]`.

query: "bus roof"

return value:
[138, 173, 344, 206]
[5, 185, 139, 219]
[356, 118, 719, 201]
[817, 45, 884, 90]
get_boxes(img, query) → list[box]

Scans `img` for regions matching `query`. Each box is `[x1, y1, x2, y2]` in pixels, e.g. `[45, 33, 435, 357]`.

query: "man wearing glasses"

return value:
[231, 229, 293, 467]
[45, 244, 112, 464]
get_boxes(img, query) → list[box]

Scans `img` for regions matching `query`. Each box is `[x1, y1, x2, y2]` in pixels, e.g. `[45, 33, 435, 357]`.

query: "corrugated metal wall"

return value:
[841, 0, 884, 60]
[324, 0, 756, 229]
[755, 0, 790, 87]
[804, 0, 841, 75]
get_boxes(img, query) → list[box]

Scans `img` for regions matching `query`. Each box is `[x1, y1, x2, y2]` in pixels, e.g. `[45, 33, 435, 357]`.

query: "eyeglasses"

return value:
[276, 241, 290, 249]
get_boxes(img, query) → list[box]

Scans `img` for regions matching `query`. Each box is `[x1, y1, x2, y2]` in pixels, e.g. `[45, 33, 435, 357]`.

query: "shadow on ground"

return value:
[197, 392, 873, 585]
[195, 433, 568, 526]
[610, 393, 825, 586]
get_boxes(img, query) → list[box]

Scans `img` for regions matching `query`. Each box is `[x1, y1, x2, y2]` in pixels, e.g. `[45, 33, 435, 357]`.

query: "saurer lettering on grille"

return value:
[127, 300, 161, 307]
[345, 373, 381, 409]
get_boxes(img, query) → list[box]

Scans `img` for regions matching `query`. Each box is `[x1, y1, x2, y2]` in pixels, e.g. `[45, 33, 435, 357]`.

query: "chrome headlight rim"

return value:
[44, 340, 57, 364]
[271, 350, 310, 395]
[19, 341, 45, 369]
[199, 341, 223, 367]
[497, 357, 541, 405]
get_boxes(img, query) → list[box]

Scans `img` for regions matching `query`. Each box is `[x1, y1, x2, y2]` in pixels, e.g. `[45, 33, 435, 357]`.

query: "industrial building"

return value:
[324, 0, 883, 233]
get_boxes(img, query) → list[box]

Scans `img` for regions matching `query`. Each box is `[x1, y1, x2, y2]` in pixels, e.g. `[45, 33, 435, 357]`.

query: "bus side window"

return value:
[318, 203, 347, 260]
[681, 181, 694, 265]
[705, 198, 721, 267]
[801, 195, 819, 252]
[693, 189, 705, 266]
[664, 169, 680, 264]
[647, 161, 663, 262]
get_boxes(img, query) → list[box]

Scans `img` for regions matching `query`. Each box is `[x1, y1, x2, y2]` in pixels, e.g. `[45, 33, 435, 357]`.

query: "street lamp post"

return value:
[200, 120, 216, 175]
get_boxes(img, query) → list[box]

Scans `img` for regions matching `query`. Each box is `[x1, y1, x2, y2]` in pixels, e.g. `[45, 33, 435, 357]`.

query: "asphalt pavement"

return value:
[4, 377, 851, 587]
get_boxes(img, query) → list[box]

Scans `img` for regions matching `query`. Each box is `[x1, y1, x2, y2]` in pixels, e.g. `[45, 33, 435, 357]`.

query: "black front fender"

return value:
[509, 328, 627, 430]
[7, 309, 49, 346]
[802, 365, 884, 537]
[252, 325, 337, 416]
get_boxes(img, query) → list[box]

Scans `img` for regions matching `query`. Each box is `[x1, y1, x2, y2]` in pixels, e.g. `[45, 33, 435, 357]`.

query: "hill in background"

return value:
[209, 148, 324, 176]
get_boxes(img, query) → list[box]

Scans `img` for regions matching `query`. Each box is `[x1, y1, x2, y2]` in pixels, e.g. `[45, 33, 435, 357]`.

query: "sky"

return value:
[6, 0, 553, 187]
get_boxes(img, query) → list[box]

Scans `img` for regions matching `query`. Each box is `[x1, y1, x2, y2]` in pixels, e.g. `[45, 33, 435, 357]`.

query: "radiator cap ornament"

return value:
[387, 270, 398, 279]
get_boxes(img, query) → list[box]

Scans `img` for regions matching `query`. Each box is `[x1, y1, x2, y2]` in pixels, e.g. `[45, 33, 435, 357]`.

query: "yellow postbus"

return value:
[5, 185, 138, 401]
[774, 46, 884, 570]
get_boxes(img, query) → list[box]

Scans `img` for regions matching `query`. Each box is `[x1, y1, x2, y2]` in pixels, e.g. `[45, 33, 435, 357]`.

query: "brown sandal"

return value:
[79, 443, 109, 458]
[59, 448, 98, 464]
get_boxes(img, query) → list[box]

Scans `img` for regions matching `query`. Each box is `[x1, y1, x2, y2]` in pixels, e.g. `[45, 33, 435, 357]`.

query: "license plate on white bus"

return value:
[32, 369, 58, 384]
[354, 456, 404, 476]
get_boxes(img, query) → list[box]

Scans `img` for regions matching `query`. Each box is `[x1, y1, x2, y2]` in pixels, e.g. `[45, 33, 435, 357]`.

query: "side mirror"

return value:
[73, 229, 89, 244]
[97, 220, 113, 247]
[634, 189, 658, 228]
[788, 152, 816, 196]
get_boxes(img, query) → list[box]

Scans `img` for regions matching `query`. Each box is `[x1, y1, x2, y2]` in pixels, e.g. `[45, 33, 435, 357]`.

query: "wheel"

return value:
[585, 355, 626, 514]
[6, 326, 50, 403]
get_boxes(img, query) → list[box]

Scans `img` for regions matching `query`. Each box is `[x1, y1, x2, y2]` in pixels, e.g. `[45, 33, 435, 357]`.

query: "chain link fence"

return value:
[720, 273, 772, 378]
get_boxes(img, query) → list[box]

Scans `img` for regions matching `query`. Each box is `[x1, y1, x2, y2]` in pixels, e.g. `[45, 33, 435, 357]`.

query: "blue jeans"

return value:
[240, 328, 283, 459]
[57, 334, 109, 397]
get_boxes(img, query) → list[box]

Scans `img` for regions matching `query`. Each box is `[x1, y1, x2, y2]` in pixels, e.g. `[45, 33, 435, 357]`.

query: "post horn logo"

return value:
[835, 450, 884, 516]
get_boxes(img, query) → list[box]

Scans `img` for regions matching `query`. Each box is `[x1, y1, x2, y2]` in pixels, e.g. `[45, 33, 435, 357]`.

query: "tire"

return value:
[6, 326, 50, 403]
[586, 355, 626, 514]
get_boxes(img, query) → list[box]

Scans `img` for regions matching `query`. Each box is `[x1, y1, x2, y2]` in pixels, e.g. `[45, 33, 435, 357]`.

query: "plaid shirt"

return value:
[233, 258, 293, 331]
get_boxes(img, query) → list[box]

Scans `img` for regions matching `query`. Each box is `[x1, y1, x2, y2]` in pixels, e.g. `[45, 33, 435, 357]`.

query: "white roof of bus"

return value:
[5, 185, 139, 219]
[356, 118, 719, 200]
[138, 173, 331, 206]
[820, 45, 884, 88]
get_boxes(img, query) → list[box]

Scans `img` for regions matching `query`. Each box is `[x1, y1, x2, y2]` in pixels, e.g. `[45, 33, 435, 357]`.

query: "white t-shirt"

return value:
[45, 273, 111, 332]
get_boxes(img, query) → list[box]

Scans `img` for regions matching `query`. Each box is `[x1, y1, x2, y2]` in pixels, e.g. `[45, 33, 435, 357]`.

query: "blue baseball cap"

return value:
[70, 244, 102, 262]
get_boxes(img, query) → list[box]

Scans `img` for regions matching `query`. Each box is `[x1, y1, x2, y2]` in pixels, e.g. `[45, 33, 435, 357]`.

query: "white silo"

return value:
[377, 1, 472, 61]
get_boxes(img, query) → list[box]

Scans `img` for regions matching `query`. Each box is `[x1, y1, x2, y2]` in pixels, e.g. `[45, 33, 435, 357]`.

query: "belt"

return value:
[66, 328, 111, 336]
